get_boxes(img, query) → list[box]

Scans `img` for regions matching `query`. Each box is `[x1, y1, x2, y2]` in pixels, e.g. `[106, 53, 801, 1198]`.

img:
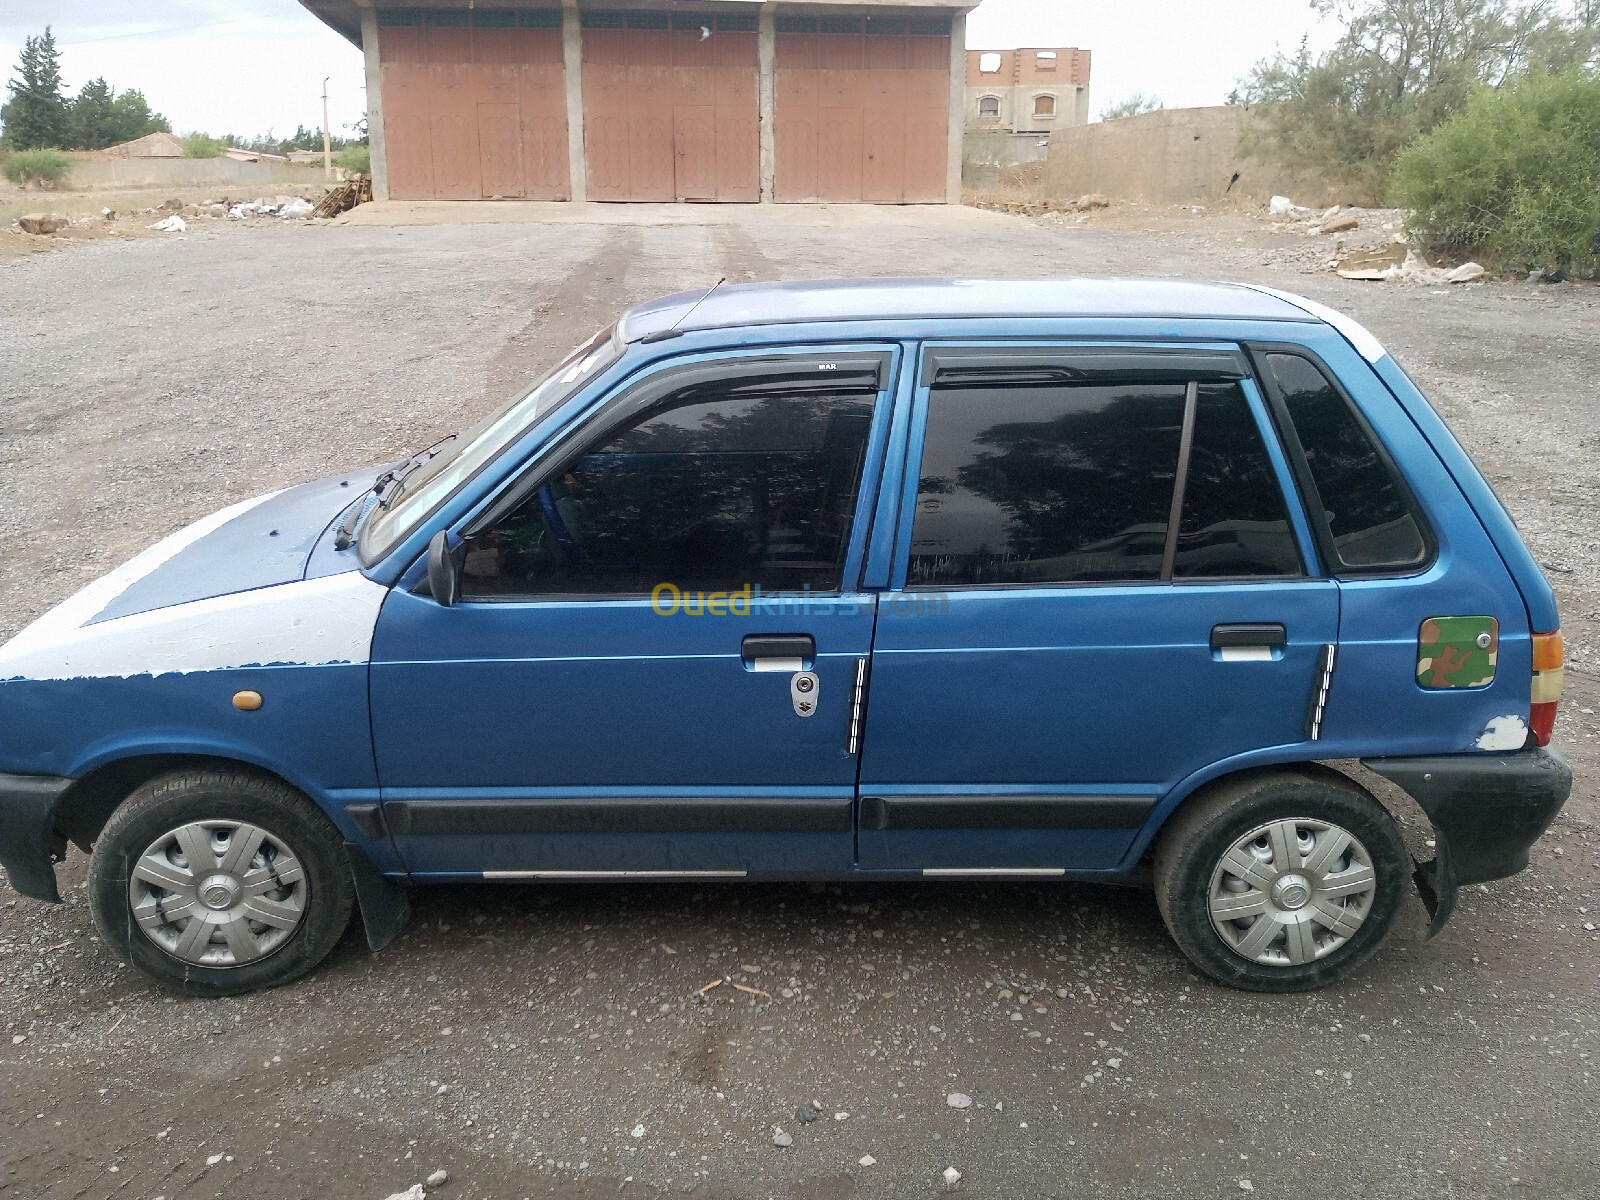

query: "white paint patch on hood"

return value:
[0, 490, 285, 659]
[0, 571, 387, 681]
[1475, 714, 1529, 751]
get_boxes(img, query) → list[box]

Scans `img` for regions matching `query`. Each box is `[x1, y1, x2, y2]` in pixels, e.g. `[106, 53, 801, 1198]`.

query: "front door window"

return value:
[460, 381, 878, 599]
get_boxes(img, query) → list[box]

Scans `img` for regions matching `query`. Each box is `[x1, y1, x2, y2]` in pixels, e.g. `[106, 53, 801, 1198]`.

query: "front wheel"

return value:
[89, 769, 355, 996]
[1154, 770, 1410, 992]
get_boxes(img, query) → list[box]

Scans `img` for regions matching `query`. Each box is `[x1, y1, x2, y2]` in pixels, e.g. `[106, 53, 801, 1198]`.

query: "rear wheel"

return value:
[1154, 770, 1409, 992]
[89, 769, 354, 996]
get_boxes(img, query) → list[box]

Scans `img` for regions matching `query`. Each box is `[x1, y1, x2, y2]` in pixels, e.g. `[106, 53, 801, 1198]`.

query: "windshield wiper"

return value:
[332, 433, 459, 552]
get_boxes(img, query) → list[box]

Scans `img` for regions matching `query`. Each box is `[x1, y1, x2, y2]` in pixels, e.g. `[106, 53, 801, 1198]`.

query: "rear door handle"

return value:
[742, 634, 815, 673]
[1211, 623, 1286, 661]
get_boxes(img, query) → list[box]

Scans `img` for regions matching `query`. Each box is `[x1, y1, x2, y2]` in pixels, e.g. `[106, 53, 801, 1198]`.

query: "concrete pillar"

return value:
[563, 1, 587, 203]
[758, 3, 777, 203]
[359, 7, 389, 200]
[946, 13, 967, 204]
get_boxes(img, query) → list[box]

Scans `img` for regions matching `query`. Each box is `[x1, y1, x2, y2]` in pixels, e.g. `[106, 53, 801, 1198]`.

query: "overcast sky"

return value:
[0, 1, 1338, 139]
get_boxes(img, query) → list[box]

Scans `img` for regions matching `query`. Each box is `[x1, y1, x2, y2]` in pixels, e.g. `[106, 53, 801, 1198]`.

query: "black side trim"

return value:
[345, 844, 410, 951]
[346, 803, 386, 839]
[0, 772, 75, 903]
[1364, 746, 1571, 935]
[860, 794, 1158, 832]
[384, 797, 853, 836]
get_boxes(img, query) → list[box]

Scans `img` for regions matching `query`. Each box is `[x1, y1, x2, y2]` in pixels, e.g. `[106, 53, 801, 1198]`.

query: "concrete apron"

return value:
[332, 200, 1021, 229]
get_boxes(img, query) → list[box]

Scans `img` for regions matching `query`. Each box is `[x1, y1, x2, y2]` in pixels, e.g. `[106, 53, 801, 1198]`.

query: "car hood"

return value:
[0, 469, 388, 682]
[84, 470, 370, 625]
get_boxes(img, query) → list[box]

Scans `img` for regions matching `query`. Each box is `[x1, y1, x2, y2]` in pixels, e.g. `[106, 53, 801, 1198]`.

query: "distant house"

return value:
[101, 130, 185, 158]
[967, 47, 1092, 133]
[287, 149, 327, 164]
[222, 146, 290, 163]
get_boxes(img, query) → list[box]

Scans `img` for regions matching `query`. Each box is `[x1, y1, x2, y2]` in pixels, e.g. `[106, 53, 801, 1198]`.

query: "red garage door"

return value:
[582, 12, 760, 203]
[378, 10, 570, 201]
[775, 16, 951, 204]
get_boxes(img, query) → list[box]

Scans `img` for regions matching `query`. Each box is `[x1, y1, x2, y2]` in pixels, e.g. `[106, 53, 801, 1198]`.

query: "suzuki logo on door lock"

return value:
[790, 671, 820, 717]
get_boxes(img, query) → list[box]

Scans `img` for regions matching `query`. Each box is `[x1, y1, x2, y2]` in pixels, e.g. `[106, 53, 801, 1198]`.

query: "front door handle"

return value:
[742, 634, 815, 673]
[1211, 623, 1286, 661]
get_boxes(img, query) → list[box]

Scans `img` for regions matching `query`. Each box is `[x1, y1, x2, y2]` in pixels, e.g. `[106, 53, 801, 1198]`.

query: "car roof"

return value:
[618, 277, 1325, 343]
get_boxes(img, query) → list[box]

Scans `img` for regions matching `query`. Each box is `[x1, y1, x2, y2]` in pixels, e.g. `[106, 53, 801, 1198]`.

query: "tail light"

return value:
[1530, 630, 1564, 746]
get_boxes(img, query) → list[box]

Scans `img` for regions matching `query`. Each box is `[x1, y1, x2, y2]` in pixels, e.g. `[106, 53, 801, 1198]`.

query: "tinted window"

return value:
[460, 384, 876, 597]
[1265, 354, 1428, 571]
[909, 383, 1186, 585]
[1175, 384, 1303, 578]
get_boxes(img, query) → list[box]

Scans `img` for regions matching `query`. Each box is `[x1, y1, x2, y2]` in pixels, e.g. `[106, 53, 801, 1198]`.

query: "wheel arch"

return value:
[1127, 754, 1436, 869]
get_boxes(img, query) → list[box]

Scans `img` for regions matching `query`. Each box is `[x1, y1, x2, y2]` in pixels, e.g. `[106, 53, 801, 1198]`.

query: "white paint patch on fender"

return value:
[0, 490, 285, 661]
[1475, 714, 1529, 751]
[0, 571, 386, 681]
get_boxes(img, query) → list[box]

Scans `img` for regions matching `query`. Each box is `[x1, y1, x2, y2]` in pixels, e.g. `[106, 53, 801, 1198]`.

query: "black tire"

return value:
[1153, 769, 1409, 993]
[88, 768, 355, 996]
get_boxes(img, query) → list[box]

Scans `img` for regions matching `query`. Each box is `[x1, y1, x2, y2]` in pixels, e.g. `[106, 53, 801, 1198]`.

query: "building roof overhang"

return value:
[299, 0, 981, 50]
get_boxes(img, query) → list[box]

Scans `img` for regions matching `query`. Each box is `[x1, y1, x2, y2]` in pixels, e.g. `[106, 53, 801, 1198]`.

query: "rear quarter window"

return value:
[1262, 352, 1431, 574]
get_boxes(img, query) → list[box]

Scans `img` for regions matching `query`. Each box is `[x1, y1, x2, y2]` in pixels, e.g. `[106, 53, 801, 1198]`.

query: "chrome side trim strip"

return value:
[921, 867, 1067, 878]
[847, 657, 869, 755]
[1306, 642, 1338, 741]
[482, 869, 748, 880]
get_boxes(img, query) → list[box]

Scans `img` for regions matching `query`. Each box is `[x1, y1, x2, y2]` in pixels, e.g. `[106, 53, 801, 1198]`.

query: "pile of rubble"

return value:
[972, 192, 1111, 218]
[10, 191, 332, 241]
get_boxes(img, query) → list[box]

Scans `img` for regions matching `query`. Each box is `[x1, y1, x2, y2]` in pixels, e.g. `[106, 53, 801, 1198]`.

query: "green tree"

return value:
[1, 26, 68, 149]
[182, 132, 224, 158]
[1099, 92, 1165, 121]
[1233, 0, 1598, 199]
[1393, 68, 1600, 269]
[103, 87, 170, 145]
[66, 76, 115, 149]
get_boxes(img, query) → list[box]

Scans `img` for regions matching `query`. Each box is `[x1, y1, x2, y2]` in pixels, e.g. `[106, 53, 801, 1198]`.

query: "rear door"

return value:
[857, 343, 1339, 874]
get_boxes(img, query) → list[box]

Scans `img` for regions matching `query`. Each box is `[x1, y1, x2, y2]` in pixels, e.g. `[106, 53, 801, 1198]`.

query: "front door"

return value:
[370, 349, 894, 878]
[858, 344, 1340, 874]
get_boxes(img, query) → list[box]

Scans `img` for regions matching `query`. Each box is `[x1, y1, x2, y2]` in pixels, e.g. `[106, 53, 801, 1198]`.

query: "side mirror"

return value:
[426, 531, 463, 607]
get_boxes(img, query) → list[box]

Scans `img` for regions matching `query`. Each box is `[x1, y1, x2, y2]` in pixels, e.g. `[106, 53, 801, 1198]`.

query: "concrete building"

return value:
[966, 46, 1090, 133]
[299, 1, 980, 203]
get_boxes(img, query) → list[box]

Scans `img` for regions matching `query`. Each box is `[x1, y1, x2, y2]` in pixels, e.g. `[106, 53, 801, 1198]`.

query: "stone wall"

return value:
[1044, 105, 1339, 208]
[63, 154, 337, 190]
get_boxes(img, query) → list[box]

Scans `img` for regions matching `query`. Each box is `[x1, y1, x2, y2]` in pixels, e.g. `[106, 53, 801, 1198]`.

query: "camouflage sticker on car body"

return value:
[1417, 616, 1498, 689]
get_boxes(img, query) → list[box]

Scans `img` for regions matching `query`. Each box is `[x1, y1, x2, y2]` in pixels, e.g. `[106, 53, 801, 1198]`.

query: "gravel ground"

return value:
[1, 206, 1597, 1200]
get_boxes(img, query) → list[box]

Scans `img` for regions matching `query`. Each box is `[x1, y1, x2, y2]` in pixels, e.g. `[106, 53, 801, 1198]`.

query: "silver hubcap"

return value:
[129, 820, 307, 967]
[1208, 818, 1378, 967]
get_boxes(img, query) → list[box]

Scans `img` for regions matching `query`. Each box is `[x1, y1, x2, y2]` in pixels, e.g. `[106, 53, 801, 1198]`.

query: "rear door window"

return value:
[907, 356, 1303, 587]
[1260, 352, 1430, 573]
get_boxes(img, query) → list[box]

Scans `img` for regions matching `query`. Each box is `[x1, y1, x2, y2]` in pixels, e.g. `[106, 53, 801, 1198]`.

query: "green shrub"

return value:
[182, 133, 223, 158]
[1392, 69, 1600, 271]
[1, 147, 71, 188]
[335, 144, 370, 174]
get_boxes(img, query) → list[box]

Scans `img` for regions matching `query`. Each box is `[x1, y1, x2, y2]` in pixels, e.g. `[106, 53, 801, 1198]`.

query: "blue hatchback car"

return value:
[0, 278, 1571, 995]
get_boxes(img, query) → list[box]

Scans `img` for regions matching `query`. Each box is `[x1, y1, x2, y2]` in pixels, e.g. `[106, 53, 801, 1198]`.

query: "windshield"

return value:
[360, 326, 620, 562]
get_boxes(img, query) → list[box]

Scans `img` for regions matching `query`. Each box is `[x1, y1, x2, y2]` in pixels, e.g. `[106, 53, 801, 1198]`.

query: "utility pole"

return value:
[321, 76, 333, 180]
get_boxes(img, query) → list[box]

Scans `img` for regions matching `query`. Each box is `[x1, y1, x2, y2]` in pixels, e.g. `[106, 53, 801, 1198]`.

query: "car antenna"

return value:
[639, 277, 727, 343]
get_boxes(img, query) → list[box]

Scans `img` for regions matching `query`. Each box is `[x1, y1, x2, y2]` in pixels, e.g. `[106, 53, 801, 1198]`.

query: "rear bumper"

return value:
[0, 771, 75, 903]
[1364, 746, 1572, 934]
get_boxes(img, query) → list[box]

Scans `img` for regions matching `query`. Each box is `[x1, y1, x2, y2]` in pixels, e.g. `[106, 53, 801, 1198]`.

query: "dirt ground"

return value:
[1, 202, 1597, 1200]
